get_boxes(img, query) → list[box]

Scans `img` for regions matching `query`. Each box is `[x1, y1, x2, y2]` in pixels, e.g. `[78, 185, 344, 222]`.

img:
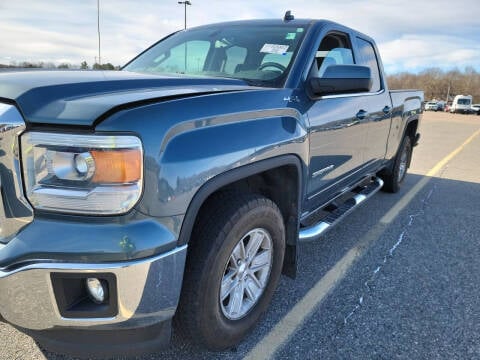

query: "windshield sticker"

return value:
[285, 32, 297, 40]
[260, 44, 290, 54]
[296, 28, 304, 33]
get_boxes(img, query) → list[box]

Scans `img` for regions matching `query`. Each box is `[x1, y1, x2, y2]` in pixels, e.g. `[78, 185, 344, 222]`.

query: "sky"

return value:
[1, 0, 479, 74]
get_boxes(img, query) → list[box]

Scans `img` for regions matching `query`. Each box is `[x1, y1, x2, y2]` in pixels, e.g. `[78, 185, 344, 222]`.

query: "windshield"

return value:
[458, 99, 471, 105]
[123, 24, 307, 87]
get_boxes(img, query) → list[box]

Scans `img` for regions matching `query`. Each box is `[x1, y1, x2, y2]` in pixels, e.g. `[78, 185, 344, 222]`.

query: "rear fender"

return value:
[386, 95, 422, 161]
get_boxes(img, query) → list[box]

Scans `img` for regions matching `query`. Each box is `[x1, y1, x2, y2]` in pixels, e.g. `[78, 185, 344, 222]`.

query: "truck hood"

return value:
[0, 70, 254, 126]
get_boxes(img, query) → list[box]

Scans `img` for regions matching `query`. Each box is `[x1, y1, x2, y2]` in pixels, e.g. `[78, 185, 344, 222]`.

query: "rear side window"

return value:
[356, 38, 382, 92]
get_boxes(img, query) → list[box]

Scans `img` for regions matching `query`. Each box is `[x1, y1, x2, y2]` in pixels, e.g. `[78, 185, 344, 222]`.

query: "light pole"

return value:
[178, 1, 191, 30]
[178, 1, 191, 72]
[97, 0, 101, 66]
[446, 81, 451, 104]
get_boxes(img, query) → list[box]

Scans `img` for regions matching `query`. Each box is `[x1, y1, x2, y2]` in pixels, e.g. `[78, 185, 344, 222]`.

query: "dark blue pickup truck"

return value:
[0, 15, 423, 357]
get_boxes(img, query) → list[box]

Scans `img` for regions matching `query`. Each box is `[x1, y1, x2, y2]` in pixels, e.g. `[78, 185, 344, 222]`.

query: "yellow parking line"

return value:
[380, 127, 480, 224]
[243, 127, 480, 360]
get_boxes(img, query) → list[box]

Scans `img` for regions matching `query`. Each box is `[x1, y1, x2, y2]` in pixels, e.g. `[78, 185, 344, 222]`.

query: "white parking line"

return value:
[243, 128, 480, 360]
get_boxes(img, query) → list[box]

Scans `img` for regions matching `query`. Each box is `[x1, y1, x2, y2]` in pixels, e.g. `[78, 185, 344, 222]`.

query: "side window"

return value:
[224, 46, 248, 74]
[153, 40, 210, 73]
[356, 38, 381, 92]
[312, 33, 354, 77]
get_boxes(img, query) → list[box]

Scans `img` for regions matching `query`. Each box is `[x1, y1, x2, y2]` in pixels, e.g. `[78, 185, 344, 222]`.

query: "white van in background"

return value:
[450, 95, 473, 114]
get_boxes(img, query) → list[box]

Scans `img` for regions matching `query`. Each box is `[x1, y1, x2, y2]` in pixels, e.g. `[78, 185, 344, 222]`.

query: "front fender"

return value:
[96, 89, 309, 220]
[146, 109, 308, 217]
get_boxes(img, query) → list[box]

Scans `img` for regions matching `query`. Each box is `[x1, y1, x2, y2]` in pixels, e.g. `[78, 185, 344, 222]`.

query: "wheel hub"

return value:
[237, 262, 247, 278]
[219, 228, 273, 320]
[398, 140, 410, 182]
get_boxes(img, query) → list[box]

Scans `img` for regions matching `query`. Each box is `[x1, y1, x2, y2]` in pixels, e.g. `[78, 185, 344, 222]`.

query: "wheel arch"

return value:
[383, 116, 419, 174]
[404, 117, 418, 139]
[402, 118, 418, 167]
[177, 155, 304, 278]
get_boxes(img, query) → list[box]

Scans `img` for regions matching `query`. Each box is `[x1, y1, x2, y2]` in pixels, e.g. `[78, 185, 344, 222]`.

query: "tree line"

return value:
[1, 61, 479, 102]
[387, 67, 479, 103]
[0, 61, 119, 70]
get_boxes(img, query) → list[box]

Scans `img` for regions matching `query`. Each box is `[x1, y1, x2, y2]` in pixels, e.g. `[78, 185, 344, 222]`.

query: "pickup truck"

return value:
[0, 15, 423, 357]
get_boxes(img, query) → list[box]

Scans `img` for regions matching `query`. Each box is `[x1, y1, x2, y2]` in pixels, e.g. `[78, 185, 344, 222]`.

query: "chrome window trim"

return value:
[318, 88, 385, 100]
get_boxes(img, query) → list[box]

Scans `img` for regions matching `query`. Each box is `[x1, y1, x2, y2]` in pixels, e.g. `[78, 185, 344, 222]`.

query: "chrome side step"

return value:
[299, 177, 384, 242]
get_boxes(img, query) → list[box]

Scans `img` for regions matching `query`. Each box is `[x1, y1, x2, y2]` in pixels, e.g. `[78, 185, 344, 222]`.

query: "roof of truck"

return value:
[184, 18, 374, 43]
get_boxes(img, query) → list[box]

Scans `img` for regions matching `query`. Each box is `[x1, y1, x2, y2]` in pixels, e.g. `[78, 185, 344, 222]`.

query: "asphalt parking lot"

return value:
[1, 111, 479, 360]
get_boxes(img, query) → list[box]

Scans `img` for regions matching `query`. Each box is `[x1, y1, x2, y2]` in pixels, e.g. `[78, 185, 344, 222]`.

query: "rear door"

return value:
[354, 36, 392, 170]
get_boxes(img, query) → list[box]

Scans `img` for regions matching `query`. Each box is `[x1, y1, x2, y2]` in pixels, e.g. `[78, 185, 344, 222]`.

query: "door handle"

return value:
[356, 110, 368, 120]
[383, 106, 391, 114]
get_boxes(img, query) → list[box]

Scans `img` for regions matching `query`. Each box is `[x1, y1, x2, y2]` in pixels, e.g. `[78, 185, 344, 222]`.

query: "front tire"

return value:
[175, 193, 285, 350]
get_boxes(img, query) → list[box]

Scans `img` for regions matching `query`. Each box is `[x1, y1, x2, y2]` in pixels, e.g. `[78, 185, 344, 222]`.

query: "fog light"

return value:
[86, 278, 108, 304]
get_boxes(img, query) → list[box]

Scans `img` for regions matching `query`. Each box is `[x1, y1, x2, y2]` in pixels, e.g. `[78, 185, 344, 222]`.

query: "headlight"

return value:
[21, 132, 143, 215]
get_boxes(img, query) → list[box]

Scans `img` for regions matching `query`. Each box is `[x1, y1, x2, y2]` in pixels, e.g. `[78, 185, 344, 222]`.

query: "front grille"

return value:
[0, 103, 33, 243]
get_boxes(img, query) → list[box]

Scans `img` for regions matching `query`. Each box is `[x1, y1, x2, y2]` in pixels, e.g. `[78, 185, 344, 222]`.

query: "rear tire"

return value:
[174, 193, 285, 350]
[381, 135, 412, 193]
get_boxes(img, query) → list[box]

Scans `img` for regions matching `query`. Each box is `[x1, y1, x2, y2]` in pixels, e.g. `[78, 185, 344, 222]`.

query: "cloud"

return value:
[0, 0, 479, 72]
[1, 25, 94, 65]
[379, 34, 480, 74]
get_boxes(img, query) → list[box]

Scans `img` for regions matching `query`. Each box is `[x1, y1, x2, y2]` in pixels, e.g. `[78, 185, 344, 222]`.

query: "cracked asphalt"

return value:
[1, 111, 479, 360]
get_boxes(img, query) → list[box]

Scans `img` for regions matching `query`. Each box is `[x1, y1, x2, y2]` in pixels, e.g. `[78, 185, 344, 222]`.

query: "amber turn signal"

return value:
[91, 149, 142, 183]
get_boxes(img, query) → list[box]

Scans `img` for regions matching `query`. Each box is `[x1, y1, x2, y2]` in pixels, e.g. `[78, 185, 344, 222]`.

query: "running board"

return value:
[299, 177, 384, 242]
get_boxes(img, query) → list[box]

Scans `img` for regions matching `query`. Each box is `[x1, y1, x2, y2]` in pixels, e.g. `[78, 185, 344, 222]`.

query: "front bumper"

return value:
[0, 245, 187, 331]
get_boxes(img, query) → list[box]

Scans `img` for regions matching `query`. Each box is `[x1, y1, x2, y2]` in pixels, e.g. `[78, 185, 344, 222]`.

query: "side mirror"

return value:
[308, 65, 372, 97]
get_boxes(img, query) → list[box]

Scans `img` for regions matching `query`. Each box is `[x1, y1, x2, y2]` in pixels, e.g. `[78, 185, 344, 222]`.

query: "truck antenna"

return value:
[284, 10, 294, 21]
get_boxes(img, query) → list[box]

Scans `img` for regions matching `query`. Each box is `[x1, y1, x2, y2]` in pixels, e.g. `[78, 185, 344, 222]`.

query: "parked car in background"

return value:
[470, 104, 480, 115]
[450, 95, 473, 114]
[425, 101, 439, 111]
[436, 101, 445, 111]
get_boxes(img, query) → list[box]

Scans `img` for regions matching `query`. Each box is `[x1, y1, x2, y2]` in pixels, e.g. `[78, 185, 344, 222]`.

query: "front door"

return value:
[305, 32, 370, 211]
[306, 95, 371, 211]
